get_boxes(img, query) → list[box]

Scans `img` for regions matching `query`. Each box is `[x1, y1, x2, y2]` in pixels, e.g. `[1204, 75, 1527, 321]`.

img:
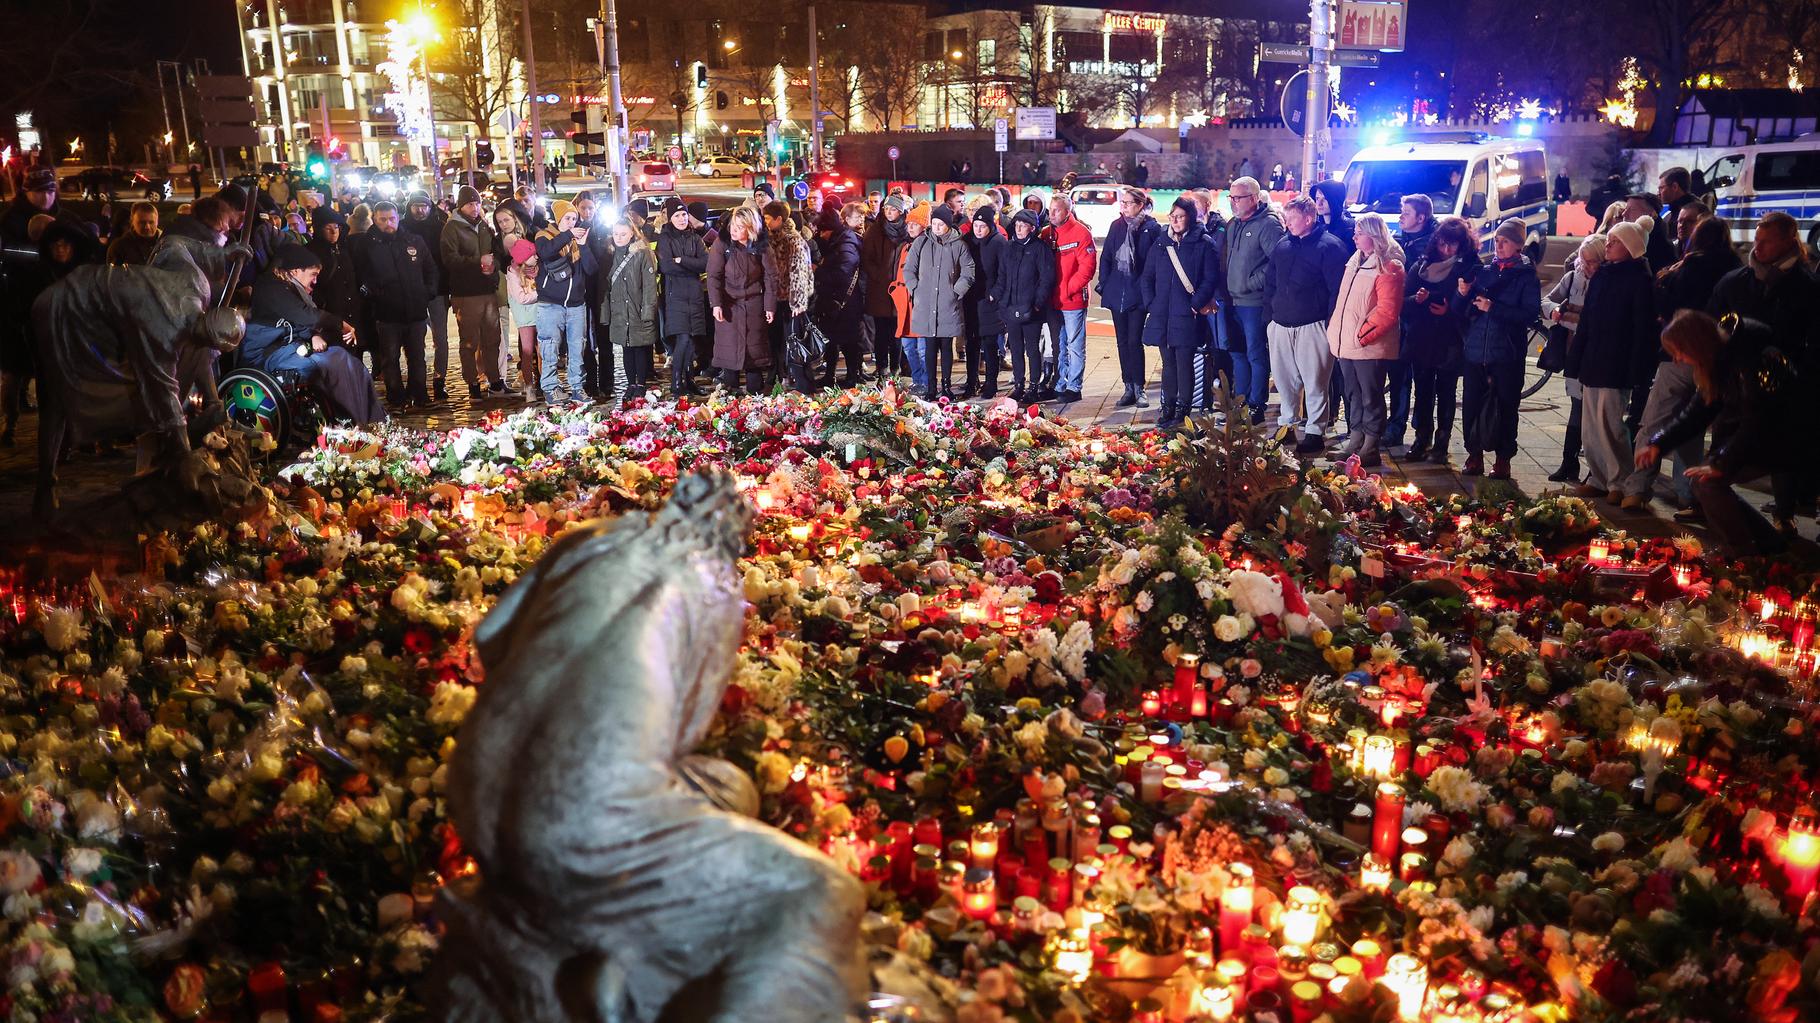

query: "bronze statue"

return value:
[435, 471, 868, 1023]
[31, 235, 246, 518]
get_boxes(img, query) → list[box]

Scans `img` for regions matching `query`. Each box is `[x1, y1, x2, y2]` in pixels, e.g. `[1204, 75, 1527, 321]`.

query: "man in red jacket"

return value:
[1041, 195, 1097, 403]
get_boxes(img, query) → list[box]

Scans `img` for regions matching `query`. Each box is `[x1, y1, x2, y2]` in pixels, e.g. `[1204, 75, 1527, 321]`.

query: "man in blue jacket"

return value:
[1264, 196, 1346, 454]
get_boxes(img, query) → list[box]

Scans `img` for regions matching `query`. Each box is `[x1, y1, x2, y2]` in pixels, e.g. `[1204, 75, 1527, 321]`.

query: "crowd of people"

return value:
[1, 159, 1815, 554]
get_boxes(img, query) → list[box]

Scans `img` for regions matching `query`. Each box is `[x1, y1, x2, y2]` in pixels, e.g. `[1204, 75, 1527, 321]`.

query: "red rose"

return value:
[1590, 959, 1637, 1007]
[1033, 571, 1065, 603]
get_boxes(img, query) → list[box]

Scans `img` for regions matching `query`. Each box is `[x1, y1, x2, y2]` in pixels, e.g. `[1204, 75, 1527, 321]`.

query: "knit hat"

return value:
[905, 201, 932, 228]
[510, 238, 536, 265]
[1493, 217, 1526, 247]
[1610, 216, 1655, 260]
[455, 185, 482, 207]
[311, 207, 346, 232]
[1011, 208, 1041, 234]
[753, 180, 776, 200]
[406, 190, 432, 207]
[972, 204, 998, 228]
[883, 193, 912, 216]
[815, 204, 845, 234]
[662, 196, 685, 219]
[23, 167, 57, 192]
[625, 197, 650, 220]
[930, 204, 960, 229]
[549, 198, 575, 224]
[274, 245, 321, 271]
[216, 183, 249, 210]
[686, 201, 710, 223]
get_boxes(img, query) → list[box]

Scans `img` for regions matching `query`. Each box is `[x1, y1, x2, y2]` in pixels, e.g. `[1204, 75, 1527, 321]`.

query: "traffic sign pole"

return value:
[1300, 0, 1333, 193]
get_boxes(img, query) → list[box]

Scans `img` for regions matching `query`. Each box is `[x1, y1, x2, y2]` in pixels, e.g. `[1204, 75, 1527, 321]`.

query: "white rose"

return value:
[1591, 831, 1626, 854]
[1213, 615, 1245, 643]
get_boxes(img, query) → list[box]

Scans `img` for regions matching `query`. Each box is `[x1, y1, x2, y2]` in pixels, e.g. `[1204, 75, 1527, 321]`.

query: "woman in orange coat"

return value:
[1326, 211, 1405, 467]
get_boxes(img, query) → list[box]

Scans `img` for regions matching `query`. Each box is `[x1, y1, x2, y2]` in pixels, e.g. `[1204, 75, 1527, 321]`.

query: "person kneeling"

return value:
[246, 245, 387, 427]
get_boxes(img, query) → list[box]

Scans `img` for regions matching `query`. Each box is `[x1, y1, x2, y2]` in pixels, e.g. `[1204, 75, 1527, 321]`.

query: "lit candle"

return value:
[1372, 783, 1405, 861]
[1361, 735, 1397, 780]
[1140, 760, 1165, 803]
[1351, 938, 1385, 979]
[1190, 686, 1209, 718]
[1280, 886, 1323, 947]
[1173, 652, 1201, 716]
[962, 867, 997, 920]
[1000, 605, 1024, 630]
[1140, 690, 1163, 718]
[1382, 954, 1429, 1020]
[970, 822, 1000, 870]
[1219, 874, 1255, 951]
[1049, 928, 1093, 982]
[1671, 564, 1694, 588]
[1194, 978, 1236, 1021]
[1587, 537, 1610, 564]
[1359, 853, 1393, 892]
[787, 523, 812, 543]
[1783, 811, 1820, 905]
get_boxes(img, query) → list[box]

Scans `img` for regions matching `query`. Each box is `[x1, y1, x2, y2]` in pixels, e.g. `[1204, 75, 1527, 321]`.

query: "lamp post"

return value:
[402, 10, 442, 199]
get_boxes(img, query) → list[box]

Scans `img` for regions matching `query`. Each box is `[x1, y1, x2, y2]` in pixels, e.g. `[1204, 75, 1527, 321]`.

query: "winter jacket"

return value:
[600, 239, 658, 348]
[248, 272, 343, 337]
[106, 231, 161, 266]
[440, 211, 497, 298]
[904, 229, 977, 339]
[655, 223, 710, 338]
[995, 213, 1056, 327]
[1394, 220, 1436, 267]
[306, 235, 363, 330]
[707, 237, 778, 370]
[1706, 257, 1820, 366]
[1043, 215, 1096, 311]
[1328, 250, 1405, 360]
[1650, 319, 1809, 477]
[1452, 256, 1541, 366]
[813, 224, 866, 336]
[1565, 255, 1658, 389]
[1098, 214, 1161, 313]
[1224, 206, 1285, 308]
[1541, 267, 1590, 335]
[963, 228, 1009, 338]
[890, 243, 914, 338]
[352, 226, 436, 324]
[1403, 253, 1471, 369]
[1655, 246, 1741, 320]
[1263, 229, 1346, 328]
[860, 217, 909, 318]
[406, 207, 451, 296]
[1311, 181, 1356, 259]
[773, 235, 815, 318]
[1138, 225, 1219, 349]
[533, 226, 597, 307]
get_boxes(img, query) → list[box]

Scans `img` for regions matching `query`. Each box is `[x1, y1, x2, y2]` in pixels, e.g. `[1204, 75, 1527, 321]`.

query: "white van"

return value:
[1699, 135, 1820, 252]
[1341, 136, 1550, 260]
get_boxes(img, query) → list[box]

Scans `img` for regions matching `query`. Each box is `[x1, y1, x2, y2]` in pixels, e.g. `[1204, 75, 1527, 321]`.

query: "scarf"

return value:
[1751, 250, 1801, 283]
[1116, 216, 1141, 276]
[882, 217, 906, 243]
[1419, 254, 1457, 284]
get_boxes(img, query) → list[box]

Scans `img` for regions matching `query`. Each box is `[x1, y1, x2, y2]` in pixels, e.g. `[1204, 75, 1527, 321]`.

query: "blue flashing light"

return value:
[1515, 121, 1535, 137]
[1369, 128, 1393, 147]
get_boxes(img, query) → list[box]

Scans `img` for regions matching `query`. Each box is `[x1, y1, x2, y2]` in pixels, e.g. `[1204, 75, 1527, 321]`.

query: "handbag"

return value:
[787, 315, 829, 375]
[1536, 270, 1572, 372]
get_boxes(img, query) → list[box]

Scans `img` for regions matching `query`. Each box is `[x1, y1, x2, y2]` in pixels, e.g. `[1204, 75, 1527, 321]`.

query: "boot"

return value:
[1407, 436, 1431, 461]
[1547, 460, 1581, 484]
[1426, 435, 1451, 464]
[1133, 385, 1151, 408]
[1490, 457, 1513, 481]
[1462, 453, 1484, 476]
[1115, 383, 1138, 408]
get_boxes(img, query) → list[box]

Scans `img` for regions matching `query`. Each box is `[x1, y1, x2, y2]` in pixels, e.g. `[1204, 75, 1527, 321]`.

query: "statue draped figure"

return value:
[434, 470, 867, 1023]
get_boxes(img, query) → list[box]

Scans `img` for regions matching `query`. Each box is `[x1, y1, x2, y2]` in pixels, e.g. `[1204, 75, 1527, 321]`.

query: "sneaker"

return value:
[1133, 390, 1151, 408]
[1426, 447, 1451, 465]
[489, 380, 509, 395]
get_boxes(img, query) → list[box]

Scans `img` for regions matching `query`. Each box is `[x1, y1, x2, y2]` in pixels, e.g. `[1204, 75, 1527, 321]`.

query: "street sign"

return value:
[993, 118, 1008, 152]
[1335, 49, 1383, 68]
[668, 145, 683, 163]
[1338, 0, 1406, 51]
[1280, 70, 1312, 138]
[790, 179, 810, 201]
[195, 75, 260, 150]
[1014, 106, 1056, 141]
[497, 109, 520, 131]
[1179, 121, 1190, 139]
[886, 145, 900, 161]
[1259, 42, 1312, 64]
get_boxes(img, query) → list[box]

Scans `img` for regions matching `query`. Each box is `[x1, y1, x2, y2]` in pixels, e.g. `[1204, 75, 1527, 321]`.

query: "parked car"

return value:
[694, 154, 752, 178]
[62, 166, 172, 201]
[633, 161, 676, 191]
[1067, 183, 1128, 241]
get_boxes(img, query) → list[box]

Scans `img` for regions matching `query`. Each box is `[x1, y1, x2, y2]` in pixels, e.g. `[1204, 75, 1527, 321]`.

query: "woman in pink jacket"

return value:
[1327, 212, 1405, 467]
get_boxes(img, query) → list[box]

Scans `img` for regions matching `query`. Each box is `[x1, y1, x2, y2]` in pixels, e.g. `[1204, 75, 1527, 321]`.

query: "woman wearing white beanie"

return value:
[1566, 216, 1660, 509]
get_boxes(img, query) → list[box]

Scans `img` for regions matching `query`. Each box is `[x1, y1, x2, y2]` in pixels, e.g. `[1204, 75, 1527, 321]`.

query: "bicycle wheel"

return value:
[1521, 319, 1554, 399]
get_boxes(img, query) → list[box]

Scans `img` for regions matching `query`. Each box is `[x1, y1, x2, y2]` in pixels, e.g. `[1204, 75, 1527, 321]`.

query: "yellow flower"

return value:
[1312, 629, 1333, 649]
[1600, 606, 1626, 628]
[1323, 645, 1355, 672]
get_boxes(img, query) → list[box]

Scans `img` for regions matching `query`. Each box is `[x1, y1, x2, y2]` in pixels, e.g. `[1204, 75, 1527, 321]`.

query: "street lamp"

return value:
[398, 9, 442, 198]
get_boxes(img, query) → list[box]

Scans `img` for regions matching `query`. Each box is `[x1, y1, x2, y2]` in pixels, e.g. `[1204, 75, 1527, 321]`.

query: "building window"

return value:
[924, 30, 943, 62]
[1055, 30, 1097, 66]
[978, 38, 996, 70]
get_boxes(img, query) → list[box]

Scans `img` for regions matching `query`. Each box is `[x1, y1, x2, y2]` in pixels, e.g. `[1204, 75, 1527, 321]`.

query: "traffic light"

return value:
[695, 63, 708, 90]
[715, 91, 729, 110]
[475, 140, 494, 168]
[305, 142, 328, 181]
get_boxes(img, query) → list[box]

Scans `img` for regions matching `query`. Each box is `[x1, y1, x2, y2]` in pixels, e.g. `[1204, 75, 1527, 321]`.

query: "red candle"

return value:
[1190, 686, 1209, 718]
[1372, 783, 1405, 861]
[1173, 653, 1201, 716]
[1784, 812, 1820, 905]
[1140, 690, 1163, 718]
[247, 962, 288, 1014]
[913, 816, 943, 849]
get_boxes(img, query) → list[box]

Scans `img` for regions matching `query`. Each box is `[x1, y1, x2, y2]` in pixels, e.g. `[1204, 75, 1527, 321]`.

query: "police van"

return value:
[1699, 135, 1820, 252]
[1340, 135, 1551, 261]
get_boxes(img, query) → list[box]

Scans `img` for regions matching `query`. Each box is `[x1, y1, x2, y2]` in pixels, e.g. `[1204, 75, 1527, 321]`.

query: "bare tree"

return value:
[850, 18, 933, 130]
[429, 0, 521, 141]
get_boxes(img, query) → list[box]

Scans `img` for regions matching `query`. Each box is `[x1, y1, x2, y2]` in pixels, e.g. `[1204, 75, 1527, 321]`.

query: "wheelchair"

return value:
[215, 323, 329, 455]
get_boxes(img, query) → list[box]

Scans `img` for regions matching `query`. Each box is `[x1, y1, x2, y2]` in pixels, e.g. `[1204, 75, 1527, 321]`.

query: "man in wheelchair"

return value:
[244, 245, 387, 427]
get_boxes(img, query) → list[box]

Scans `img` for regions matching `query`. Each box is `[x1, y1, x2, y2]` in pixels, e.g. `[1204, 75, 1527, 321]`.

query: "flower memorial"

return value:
[2, 385, 1819, 1023]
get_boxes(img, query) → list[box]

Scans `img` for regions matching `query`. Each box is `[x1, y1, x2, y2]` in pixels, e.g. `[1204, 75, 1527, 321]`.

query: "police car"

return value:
[1341, 135, 1551, 261]
[1699, 135, 1820, 253]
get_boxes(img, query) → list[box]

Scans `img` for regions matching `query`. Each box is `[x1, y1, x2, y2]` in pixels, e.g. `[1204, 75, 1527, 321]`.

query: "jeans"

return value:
[1411, 364, 1459, 450]
[1582, 385, 1638, 494]
[900, 336, 928, 391]
[1383, 354, 1413, 445]
[1460, 359, 1524, 460]
[372, 319, 430, 404]
[1230, 305, 1271, 413]
[1111, 307, 1146, 386]
[1054, 307, 1086, 394]
[535, 302, 589, 402]
[966, 332, 1002, 394]
[1634, 362, 1701, 505]
[425, 295, 450, 387]
[1266, 320, 1334, 437]
[1336, 358, 1388, 456]
[1007, 320, 1043, 394]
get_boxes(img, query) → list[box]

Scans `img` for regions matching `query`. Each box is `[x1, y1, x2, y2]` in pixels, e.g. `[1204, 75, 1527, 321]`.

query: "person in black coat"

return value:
[1451, 218, 1542, 477]
[403, 192, 452, 391]
[1310, 179, 1357, 258]
[1264, 196, 1348, 452]
[1639, 311, 1812, 555]
[1401, 218, 1474, 463]
[1566, 221, 1659, 509]
[813, 202, 867, 387]
[1098, 186, 1162, 409]
[244, 246, 386, 425]
[350, 202, 436, 407]
[1139, 197, 1220, 430]
[962, 204, 1009, 398]
[306, 209, 363, 347]
[994, 208, 1056, 403]
[655, 200, 711, 395]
